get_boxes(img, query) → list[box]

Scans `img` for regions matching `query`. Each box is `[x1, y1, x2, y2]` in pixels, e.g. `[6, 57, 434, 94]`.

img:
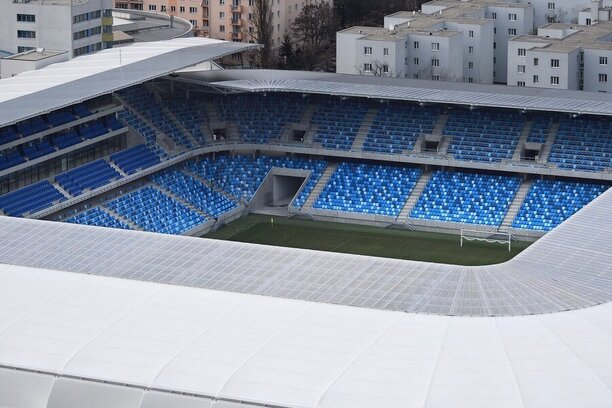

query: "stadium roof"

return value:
[178, 69, 612, 116]
[0, 38, 258, 127]
[0, 184, 610, 317]
[0, 169, 610, 408]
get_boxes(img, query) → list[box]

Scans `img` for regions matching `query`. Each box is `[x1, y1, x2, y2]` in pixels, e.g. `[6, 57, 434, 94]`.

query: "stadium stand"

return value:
[110, 144, 161, 175]
[0, 150, 25, 171]
[66, 207, 132, 230]
[152, 169, 237, 217]
[512, 179, 609, 231]
[311, 98, 368, 150]
[527, 114, 554, 144]
[105, 185, 207, 234]
[163, 98, 208, 144]
[118, 86, 193, 148]
[55, 159, 121, 196]
[187, 155, 327, 206]
[445, 110, 524, 162]
[215, 94, 306, 144]
[117, 109, 163, 153]
[411, 171, 521, 226]
[0, 180, 65, 216]
[313, 162, 422, 216]
[548, 117, 612, 172]
[363, 104, 440, 154]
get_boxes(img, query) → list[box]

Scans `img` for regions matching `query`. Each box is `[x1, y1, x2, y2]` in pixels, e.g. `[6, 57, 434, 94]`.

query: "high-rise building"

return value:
[0, 0, 114, 58]
[114, 0, 330, 45]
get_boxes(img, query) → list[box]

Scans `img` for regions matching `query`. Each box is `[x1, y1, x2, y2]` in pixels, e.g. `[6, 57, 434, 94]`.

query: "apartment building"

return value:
[518, 0, 612, 27]
[0, 0, 113, 58]
[508, 20, 612, 92]
[337, 0, 533, 84]
[114, 0, 330, 44]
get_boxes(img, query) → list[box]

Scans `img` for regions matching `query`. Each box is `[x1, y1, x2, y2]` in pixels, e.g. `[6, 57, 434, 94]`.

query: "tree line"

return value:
[247, 0, 428, 71]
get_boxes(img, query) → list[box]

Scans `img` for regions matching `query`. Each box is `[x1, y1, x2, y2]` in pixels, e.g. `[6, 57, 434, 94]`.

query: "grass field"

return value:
[203, 214, 531, 266]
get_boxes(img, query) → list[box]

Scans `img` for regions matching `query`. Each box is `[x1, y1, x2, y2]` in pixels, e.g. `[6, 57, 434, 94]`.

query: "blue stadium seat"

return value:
[110, 144, 160, 175]
[411, 171, 521, 226]
[512, 180, 608, 231]
[55, 159, 121, 196]
[66, 207, 131, 230]
[314, 162, 422, 216]
[311, 98, 368, 150]
[0, 180, 65, 216]
[106, 186, 207, 234]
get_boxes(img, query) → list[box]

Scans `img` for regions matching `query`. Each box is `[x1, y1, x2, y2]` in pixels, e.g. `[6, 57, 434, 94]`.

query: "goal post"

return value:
[460, 229, 512, 252]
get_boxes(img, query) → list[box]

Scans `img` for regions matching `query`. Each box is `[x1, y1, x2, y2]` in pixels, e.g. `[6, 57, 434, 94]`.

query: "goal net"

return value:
[460, 229, 512, 252]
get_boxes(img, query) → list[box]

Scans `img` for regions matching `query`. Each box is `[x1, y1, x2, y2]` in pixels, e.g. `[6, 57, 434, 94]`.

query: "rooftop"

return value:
[3, 49, 67, 61]
[511, 21, 612, 53]
[112, 9, 193, 44]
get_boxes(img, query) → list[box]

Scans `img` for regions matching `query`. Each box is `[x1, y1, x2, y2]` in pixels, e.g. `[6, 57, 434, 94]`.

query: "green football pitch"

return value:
[203, 214, 531, 266]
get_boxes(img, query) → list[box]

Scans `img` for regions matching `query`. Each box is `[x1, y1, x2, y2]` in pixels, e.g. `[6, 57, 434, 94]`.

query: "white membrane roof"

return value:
[0, 38, 258, 127]
[0, 186, 609, 316]
[0, 264, 612, 408]
[180, 69, 612, 116]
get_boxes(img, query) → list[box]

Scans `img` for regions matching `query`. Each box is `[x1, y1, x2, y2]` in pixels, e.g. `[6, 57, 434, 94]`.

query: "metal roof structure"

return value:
[0, 186, 609, 317]
[1, 255, 612, 408]
[178, 69, 612, 116]
[0, 38, 258, 127]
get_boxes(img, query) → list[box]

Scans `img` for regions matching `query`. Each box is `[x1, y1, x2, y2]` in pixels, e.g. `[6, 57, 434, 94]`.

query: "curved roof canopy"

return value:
[178, 69, 612, 116]
[0, 38, 259, 127]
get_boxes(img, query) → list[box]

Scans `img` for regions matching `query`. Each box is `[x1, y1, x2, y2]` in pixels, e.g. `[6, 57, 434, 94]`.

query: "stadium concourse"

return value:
[0, 38, 611, 407]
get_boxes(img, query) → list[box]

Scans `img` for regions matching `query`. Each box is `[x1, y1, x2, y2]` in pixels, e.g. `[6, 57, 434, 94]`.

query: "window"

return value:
[17, 30, 36, 38]
[493, 57, 496, 63]
[600, 57, 608, 65]
[508, 28, 517, 35]
[491, 12, 497, 19]
[494, 27, 496, 34]
[432, 58, 439, 67]
[219, 25, 225, 32]
[17, 14, 35, 22]
[17, 46, 34, 53]
[517, 81, 525, 87]
[493, 42, 496, 49]
[413, 57, 419, 65]
[468, 62, 473, 70]
[468, 30, 474, 38]
[161, 5, 166, 11]
[432, 75, 440, 81]
[468, 46, 474, 54]
[73, 10, 100, 23]
[364, 46, 372, 55]
[220, 0, 225, 4]
[548, 2, 555, 10]
[383, 64, 389, 73]
[220, 11, 225, 18]
[518, 65, 525, 73]
[534, 57, 539, 66]
[599, 73, 608, 83]
[468, 77, 473, 83]
[586, 18, 592, 25]
[190, 19, 197, 26]
[432, 42, 440, 51]
[148, 5, 156, 10]
[518, 48, 526, 56]
[179, 6, 185, 12]
[170, 6, 175, 11]
[551, 59, 559, 68]
[508, 13, 517, 21]
[383, 48, 388, 56]
[413, 41, 419, 49]
[363, 63, 372, 72]
[413, 74, 419, 79]
[533, 75, 539, 83]
[550, 76, 559, 85]
[189, 6, 197, 12]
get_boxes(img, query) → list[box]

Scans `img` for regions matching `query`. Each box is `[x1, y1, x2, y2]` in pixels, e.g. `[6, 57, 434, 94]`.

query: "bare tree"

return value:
[249, 0, 274, 68]
[355, 60, 404, 78]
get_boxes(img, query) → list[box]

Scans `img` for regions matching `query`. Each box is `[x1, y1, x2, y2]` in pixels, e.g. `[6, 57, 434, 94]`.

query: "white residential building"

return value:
[0, 0, 113, 58]
[508, 21, 612, 92]
[337, 0, 533, 84]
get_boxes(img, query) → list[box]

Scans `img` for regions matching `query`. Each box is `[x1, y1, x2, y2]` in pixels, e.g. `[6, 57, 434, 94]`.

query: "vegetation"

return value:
[204, 215, 531, 266]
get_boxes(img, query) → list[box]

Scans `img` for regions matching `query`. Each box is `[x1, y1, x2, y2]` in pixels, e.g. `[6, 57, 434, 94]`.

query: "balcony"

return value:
[231, 18, 241, 26]
[231, 31, 242, 40]
[230, 4, 241, 12]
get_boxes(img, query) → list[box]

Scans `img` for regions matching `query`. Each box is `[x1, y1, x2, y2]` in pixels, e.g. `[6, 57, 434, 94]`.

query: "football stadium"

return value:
[0, 38, 611, 407]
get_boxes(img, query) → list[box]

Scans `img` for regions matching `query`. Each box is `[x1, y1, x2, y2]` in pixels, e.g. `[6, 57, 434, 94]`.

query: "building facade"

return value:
[0, 0, 113, 58]
[337, 0, 612, 90]
[114, 0, 329, 45]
